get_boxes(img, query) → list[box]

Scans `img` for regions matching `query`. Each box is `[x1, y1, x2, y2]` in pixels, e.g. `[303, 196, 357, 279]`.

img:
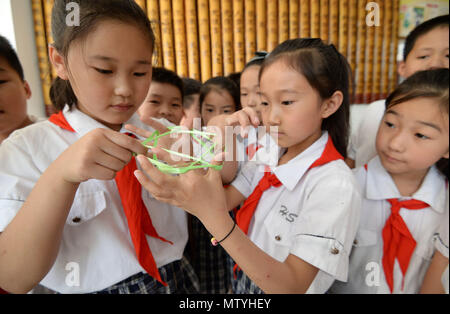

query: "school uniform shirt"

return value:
[435, 195, 449, 294]
[331, 156, 447, 294]
[0, 105, 188, 293]
[347, 99, 385, 168]
[231, 131, 362, 294]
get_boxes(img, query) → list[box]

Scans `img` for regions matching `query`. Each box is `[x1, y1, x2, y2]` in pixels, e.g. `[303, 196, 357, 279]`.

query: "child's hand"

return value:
[54, 128, 149, 184]
[125, 121, 193, 166]
[207, 107, 260, 139]
[134, 151, 228, 221]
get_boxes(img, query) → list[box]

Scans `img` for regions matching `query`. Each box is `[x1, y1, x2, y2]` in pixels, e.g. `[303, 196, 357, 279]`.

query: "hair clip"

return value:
[249, 51, 269, 63]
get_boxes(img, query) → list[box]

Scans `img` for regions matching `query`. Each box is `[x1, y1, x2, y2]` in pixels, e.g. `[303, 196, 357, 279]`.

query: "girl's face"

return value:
[61, 20, 153, 131]
[201, 89, 236, 126]
[376, 97, 449, 178]
[259, 59, 329, 157]
[240, 65, 262, 122]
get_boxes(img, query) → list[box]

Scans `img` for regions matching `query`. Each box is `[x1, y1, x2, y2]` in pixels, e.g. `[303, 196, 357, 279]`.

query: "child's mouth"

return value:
[111, 104, 133, 112]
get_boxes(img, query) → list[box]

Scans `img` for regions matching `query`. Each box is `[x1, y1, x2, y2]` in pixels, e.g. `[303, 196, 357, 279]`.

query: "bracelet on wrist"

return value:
[211, 220, 236, 246]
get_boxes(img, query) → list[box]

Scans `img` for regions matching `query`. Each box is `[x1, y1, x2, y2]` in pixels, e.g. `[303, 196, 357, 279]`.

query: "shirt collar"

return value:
[365, 156, 447, 213]
[63, 105, 150, 139]
[272, 132, 330, 191]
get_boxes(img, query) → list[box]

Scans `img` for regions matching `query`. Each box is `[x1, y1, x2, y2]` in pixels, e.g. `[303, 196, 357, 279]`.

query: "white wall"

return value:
[1, 0, 46, 118]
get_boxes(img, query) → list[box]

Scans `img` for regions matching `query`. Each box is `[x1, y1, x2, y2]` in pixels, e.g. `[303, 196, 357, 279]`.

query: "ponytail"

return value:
[49, 77, 77, 111]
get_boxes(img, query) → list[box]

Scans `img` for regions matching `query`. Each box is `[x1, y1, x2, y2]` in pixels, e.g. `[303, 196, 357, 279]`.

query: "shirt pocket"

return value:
[66, 190, 107, 226]
[263, 207, 293, 248]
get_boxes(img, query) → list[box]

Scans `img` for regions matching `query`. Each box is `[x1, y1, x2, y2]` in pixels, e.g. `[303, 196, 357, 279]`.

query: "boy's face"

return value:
[398, 26, 449, 79]
[138, 81, 184, 125]
[183, 93, 201, 125]
[0, 57, 31, 138]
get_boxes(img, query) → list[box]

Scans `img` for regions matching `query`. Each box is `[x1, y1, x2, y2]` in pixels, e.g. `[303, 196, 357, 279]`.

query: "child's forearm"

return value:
[200, 209, 318, 294]
[0, 163, 79, 293]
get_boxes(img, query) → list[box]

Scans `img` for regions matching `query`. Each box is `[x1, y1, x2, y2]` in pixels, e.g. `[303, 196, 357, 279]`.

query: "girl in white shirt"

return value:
[134, 38, 362, 294]
[331, 68, 449, 294]
[0, 0, 197, 294]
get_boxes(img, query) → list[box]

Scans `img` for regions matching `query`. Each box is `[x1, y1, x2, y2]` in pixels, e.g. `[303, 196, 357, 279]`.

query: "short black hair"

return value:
[182, 77, 201, 97]
[403, 14, 449, 61]
[0, 35, 25, 81]
[152, 67, 184, 99]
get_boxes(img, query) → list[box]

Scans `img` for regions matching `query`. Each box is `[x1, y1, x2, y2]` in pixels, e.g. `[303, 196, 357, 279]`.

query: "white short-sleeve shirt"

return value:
[0, 105, 188, 293]
[348, 99, 385, 167]
[435, 194, 449, 294]
[232, 132, 362, 294]
[331, 156, 447, 294]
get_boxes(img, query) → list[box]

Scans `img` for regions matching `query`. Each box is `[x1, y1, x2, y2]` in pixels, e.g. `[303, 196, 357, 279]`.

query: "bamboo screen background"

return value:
[32, 0, 400, 116]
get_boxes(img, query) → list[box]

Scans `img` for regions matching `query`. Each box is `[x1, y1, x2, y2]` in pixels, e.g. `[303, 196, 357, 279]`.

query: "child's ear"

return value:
[23, 80, 32, 100]
[443, 150, 449, 159]
[397, 60, 407, 79]
[48, 45, 69, 80]
[321, 91, 343, 119]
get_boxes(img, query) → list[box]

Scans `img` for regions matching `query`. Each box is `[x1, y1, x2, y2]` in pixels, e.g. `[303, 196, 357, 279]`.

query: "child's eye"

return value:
[415, 133, 430, 140]
[281, 100, 294, 105]
[384, 121, 395, 128]
[206, 109, 214, 113]
[260, 101, 268, 106]
[94, 67, 113, 74]
[134, 72, 147, 77]
[171, 103, 181, 108]
[241, 93, 248, 97]
[417, 55, 429, 60]
[0, 80, 8, 85]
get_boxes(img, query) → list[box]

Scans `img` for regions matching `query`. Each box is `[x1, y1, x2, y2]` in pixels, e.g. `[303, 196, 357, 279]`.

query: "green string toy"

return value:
[139, 126, 223, 175]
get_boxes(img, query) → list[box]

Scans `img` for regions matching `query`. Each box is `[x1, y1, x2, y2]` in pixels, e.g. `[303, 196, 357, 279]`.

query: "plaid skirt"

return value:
[92, 256, 200, 294]
[184, 215, 231, 294]
[233, 268, 264, 294]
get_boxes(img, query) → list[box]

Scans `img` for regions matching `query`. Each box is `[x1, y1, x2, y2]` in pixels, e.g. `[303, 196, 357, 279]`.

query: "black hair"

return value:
[260, 38, 352, 158]
[243, 51, 268, 72]
[0, 35, 24, 81]
[403, 14, 449, 61]
[226, 72, 241, 89]
[152, 67, 184, 100]
[385, 68, 449, 178]
[182, 77, 201, 109]
[49, 0, 155, 111]
[199, 76, 242, 113]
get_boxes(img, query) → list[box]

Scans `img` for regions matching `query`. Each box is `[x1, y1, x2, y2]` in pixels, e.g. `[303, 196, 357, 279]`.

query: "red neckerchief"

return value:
[49, 111, 172, 286]
[234, 136, 343, 277]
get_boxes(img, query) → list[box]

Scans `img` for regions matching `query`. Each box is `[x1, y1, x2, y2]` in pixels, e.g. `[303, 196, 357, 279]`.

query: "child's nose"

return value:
[388, 131, 407, 152]
[268, 106, 281, 125]
[114, 76, 133, 98]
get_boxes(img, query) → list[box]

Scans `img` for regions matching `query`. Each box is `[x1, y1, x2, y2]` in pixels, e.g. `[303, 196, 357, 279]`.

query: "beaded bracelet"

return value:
[211, 221, 236, 246]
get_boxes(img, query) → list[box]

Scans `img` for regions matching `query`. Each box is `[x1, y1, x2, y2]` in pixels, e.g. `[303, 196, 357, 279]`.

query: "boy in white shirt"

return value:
[0, 35, 34, 144]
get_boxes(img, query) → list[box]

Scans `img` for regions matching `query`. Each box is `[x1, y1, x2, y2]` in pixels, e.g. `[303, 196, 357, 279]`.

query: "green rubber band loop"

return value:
[137, 127, 223, 175]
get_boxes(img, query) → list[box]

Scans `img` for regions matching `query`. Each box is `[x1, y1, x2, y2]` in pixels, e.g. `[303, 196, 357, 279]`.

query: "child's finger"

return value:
[103, 129, 148, 156]
[140, 117, 171, 134]
[134, 169, 174, 200]
[123, 124, 152, 139]
[242, 107, 260, 126]
[136, 154, 172, 187]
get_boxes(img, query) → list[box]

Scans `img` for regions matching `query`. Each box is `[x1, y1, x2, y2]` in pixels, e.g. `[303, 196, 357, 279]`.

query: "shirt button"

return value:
[275, 235, 281, 241]
[72, 217, 82, 223]
[330, 248, 339, 255]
